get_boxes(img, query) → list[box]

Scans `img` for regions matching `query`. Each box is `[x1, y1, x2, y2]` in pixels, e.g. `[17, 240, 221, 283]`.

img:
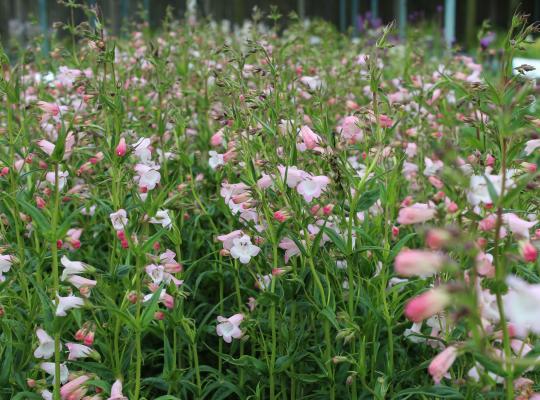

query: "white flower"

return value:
[66, 342, 94, 360]
[133, 137, 152, 163]
[34, 328, 56, 359]
[135, 163, 161, 190]
[230, 235, 261, 264]
[145, 264, 183, 286]
[55, 294, 84, 317]
[296, 175, 331, 202]
[40, 390, 53, 400]
[524, 139, 540, 156]
[208, 151, 225, 169]
[40, 362, 69, 384]
[149, 210, 172, 229]
[467, 174, 515, 205]
[60, 255, 92, 280]
[404, 322, 425, 343]
[300, 76, 323, 91]
[45, 170, 69, 190]
[503, 213, 537, 239]
[216, 313, 244, 343]
[423, 157, 443, 176]
[504, 275, 540, 335]
[0, 254, 13, 281]
[110, 209, 128, 231]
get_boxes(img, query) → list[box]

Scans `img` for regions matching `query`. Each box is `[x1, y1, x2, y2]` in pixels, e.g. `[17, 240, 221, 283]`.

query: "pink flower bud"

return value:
[154, 311, 165, 320]
[395, 249, 445, 277]
[36, 196, 46, 209]
[83, 331, 94, 346]
[426, 229, 451, 250]
[521, 241, 538, 262]
[274, 210, 290, 223]
[115, 137, 127, 157]
[322, 204, 334, 215]
[404, 288, 450, 322]
[447, 202, 458, 213]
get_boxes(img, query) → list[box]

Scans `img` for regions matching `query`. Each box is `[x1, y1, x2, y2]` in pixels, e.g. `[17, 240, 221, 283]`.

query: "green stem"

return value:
[51, 164, 61, 400]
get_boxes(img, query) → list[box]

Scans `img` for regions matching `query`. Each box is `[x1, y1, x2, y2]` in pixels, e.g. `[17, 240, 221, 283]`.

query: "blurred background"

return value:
[1, 0, 539, 51]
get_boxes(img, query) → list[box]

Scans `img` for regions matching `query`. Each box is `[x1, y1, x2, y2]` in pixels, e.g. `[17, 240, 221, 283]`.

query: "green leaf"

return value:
[356, 188, 380, 211]
[321, 226, 347, 255]
[140, 285, 164, 330]
[17, 198, 50, 237]
[320, 307, 340, 330]
[483, 174, 499, 205]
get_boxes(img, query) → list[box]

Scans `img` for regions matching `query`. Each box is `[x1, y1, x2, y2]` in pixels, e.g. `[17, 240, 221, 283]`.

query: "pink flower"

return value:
[340, 116, 363, 143]
[296, 175, 330, 202]
[397, 204, 436, 225]
[115, 138, 127, 157]
[216, 313, 244, 343]
[217, 230, 243, 250]
[503, 213, 537, 239]
[521, 241, 538, 262]
[37, 101, 61, 116]
[394, 250, 445, 277]
[277, 165, 307, 188]
[210, 129, 224, 146]
[257, 173, 273, 189]
[299, 125, 322, 150]
[108, 379, 128, 400]
[60, 375, 90, 399]
[428, 346, 458, 384]
[405, 288, 450, 322]
[478, 214, 497, 231]
[37, 139, 56, 156]
[378, 114, 393, 128]
[279, 237, 303, 263]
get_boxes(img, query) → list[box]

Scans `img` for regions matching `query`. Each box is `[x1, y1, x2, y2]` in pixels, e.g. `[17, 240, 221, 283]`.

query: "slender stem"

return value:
[233, 260, 245, 387]
[51, 164, 61, 400]
[493, 138, 513, 397]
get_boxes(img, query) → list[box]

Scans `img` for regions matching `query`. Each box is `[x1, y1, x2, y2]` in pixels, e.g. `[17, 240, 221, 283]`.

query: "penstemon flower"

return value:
[230, 235, 261, 264]
[216, 313, 244, 343]
[34, 328, 56, 359]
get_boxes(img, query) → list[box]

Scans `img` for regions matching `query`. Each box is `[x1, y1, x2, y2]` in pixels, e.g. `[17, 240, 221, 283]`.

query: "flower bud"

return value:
[115, 138, 127, 157]
[404, 288, 450, 322]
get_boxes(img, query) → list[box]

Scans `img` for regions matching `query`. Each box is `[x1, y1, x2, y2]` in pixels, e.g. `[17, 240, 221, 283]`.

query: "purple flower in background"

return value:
[480, 32, 496, 50]
[436, 4, 443, 13]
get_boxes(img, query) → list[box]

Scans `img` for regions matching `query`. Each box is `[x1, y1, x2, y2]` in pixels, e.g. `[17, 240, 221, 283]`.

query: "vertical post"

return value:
[465, 0, 477, 50]
[88, 0, 96, 30]
[398, 0, 406, 40]
[371, 0, 378, 20]
[351, 0, 359, 36]
[144, 0, 150, 24]
[444, 0, 456, 47]
[39, 0, 49, 55]
[120, 0, 129, 36]
[340, 0, 346, 33]
[298, 0, 306, 19]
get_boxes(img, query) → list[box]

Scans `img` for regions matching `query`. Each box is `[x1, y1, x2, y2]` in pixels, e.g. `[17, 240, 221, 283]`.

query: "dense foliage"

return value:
[2, 5, 540, 400]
